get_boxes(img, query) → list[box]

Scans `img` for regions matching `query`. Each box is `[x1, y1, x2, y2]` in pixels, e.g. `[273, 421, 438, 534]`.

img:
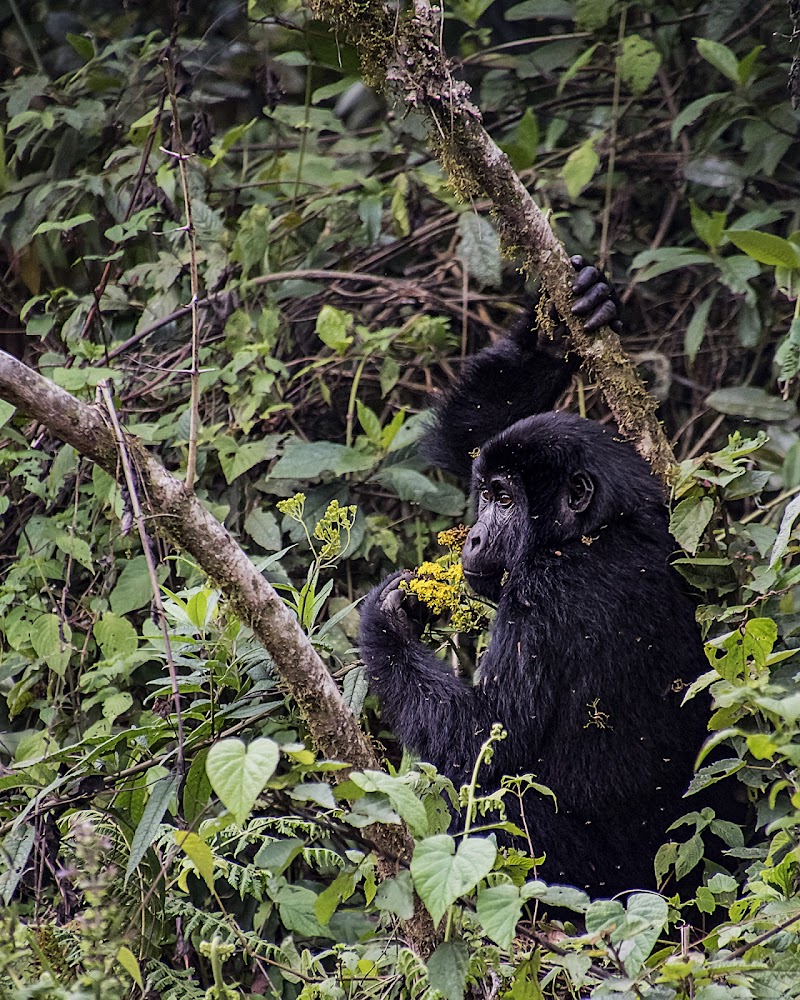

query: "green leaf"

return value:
[206, 737, 280, 825]
[316, 305, 354, 354]
[770, 493, 800, 567]
[675, 832, 704, 880]
[94, 613, 138, 659]
[521, 880, 590, 912]
[125, 773, 180, 881]
[774, 317, 800, 383]
[585, 898, 626, 935]
[219, 439, 276, 484]
[705, 386, 796, 421]
[357, 400, 383, 446]
[476, 883, 523, 949]
[254, 837, 304, 874]
[31, 613, 71, 677]
[456, 214, 502, 289]
[102, 693, 133, 724]
[737, 44, 764, 85]
[380, 356, 401, 396]
[617, 34, 661, 96]
[575, 0, 617, 29]
[0, 824, 35, 904]
[342, 663, 369, 716]
[561, 137, 598, 199]
[66, 32, 94, 62]
[705, 618, 777, 681]
[427, 940, 469, 1000]
[116, 947, 143, 988]
[128, 107, 160, 132]
[104, 208, 160, 244]
[411, 834, 496, 925]
[374, 467, 466, 516]
[351, 771, 429, 836]
[274, 883, 329, 938]
[32, 213, 95, 236]
[0, 400, 15, 428]
[110, 556, 154, 616]
[270, 441, 375, 479]
[373, 870, 415, 920]
[315, 871, 353, 924]
[174, 830, 215, 890]
[183, 750, 212, 825]
[685, 295, 714, 365]
[724, 230, 800, 269]
[506, 0, 573, 18]
[501, 107, 540, 170]
[671, 93, 725, 141]
[54, 532, 93, 571]
[707, 872, 737, 893]
[690, 201, 727, 251]
[670, 496, 714, 555]
[695, 38, 740, 84]
[620, 893, 668, 975]
[244, 508, 282, 551]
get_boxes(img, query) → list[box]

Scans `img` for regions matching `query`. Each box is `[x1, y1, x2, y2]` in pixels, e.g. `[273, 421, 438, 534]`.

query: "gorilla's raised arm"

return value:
[424, 257, 621, 479]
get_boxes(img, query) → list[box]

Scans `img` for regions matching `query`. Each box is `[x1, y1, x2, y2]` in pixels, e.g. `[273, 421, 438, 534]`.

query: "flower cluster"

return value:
[276, 492, 306, 520]
[313, 499, 357, 560]
[401, 526, 490, 634]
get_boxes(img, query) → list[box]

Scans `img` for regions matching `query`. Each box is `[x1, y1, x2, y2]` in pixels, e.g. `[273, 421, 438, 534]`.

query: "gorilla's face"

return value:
[463, 455, 596, 601]
[462, 471, 522, 600]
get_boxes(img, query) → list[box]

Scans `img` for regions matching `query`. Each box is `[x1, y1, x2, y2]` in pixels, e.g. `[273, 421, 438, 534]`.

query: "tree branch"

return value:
[309, 0, 675, 477]
[0, 352, 431, 901]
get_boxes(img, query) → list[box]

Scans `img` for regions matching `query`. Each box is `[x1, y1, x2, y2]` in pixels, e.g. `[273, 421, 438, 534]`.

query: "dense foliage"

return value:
[1, 0, 800, 997]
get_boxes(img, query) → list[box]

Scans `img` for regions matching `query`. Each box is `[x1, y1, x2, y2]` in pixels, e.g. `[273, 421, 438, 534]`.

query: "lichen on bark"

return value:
[305, 0, 676, 478]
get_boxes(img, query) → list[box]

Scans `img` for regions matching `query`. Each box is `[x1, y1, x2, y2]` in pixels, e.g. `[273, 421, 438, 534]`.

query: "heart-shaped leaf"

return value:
[206, 737, 280, 825]
[410, 834, 496, 925]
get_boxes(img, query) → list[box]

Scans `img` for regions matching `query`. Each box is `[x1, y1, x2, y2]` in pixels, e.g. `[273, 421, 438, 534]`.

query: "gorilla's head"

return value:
[461, 412, 666, 600]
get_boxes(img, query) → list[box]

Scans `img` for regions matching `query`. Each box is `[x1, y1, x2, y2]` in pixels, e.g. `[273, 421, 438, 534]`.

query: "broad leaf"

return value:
[206, 737, 280, 825]
[411, 834, 496, 925]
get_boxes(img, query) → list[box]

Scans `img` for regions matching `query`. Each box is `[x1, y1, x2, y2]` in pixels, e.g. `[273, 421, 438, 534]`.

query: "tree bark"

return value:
[308, 0, 675, 478]
[0, 351, 441, 948]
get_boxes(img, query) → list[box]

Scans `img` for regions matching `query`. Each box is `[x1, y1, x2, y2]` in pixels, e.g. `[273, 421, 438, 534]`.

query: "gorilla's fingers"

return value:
[381, 587, 405, 615]
[583, 299, 620, 333]
[572, 281, 610, 317]
[572, 264, 602, 296]
[570, 254, 586, 270]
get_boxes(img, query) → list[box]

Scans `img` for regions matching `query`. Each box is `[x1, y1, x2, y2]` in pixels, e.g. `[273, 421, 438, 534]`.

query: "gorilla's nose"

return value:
[463, 522, 488, 569]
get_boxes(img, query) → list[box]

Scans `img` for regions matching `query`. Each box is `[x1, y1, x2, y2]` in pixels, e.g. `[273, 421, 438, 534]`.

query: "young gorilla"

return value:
[359, 260, 710, 897]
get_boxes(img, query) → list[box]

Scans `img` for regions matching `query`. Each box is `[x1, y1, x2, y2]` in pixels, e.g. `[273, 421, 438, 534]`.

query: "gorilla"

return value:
[358, 260, 713, 897]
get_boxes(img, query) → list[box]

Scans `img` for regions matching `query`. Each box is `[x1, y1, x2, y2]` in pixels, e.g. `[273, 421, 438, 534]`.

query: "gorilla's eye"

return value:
[497, 493, 514, 508]
[480, 488, 492, 503]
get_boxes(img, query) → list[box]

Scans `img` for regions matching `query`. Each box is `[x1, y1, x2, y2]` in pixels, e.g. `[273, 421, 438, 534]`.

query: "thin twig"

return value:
[163, 54, 202, 489]
[98, 381, 186, 774]
[599, 7, 626, 270]
[725, 909, 800, 960]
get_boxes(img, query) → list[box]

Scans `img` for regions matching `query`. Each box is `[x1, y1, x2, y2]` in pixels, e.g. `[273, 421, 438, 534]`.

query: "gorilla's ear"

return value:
[568, 471, 594, 513]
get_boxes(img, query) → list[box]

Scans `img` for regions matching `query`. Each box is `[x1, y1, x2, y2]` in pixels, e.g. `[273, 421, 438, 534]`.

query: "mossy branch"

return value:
[0, 349, 443, 951]
[309, 0, 675, 478]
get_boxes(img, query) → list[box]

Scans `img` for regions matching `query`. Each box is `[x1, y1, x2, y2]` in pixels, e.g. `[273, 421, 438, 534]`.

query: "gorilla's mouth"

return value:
[463, 567, 505, 601]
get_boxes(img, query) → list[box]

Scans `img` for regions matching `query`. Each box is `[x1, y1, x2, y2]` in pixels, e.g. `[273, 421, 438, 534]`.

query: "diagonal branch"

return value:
[308, 0, 675, 478]
[0, 351, 425, 876]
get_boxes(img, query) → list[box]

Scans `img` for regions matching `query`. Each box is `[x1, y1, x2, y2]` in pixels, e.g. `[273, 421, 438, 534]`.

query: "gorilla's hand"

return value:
[569, 254, 623, 333]
[377, 573, 430, 641]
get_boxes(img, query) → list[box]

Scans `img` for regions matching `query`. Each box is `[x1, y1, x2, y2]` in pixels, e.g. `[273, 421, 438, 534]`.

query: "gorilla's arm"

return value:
[424, 258, 621, 479]
[359, 575, 503, 785]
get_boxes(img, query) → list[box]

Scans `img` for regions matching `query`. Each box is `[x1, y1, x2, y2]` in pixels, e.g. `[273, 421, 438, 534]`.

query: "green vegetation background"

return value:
[1, 0, 800, 997]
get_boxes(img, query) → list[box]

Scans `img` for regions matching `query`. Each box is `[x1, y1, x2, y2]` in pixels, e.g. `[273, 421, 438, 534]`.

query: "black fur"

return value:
[359, 262, 710, 896]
